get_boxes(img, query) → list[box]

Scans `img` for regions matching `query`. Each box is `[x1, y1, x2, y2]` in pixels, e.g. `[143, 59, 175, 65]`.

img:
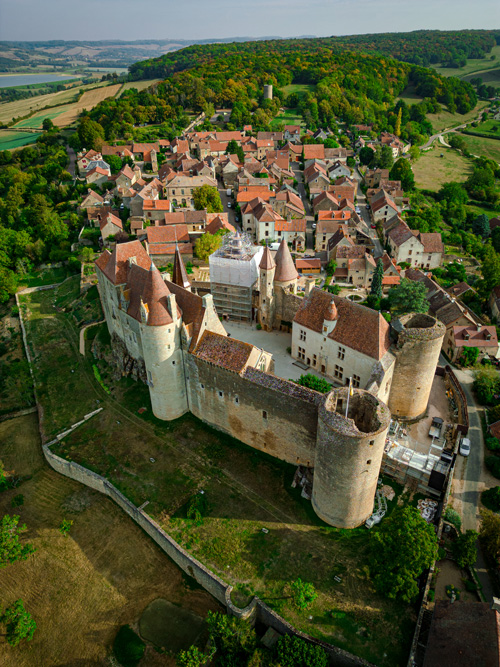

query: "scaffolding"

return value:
[209, 232, 264, 321]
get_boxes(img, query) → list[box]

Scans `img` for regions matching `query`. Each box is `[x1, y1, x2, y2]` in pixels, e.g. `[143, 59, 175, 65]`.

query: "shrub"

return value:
[464, 579, 480, 592]
[289, 578, 317, 610]
[444, 507, 462, 531]
[113, 625, 145, 667]
[275, 634, 328, 667]
[11, 495, 24, 508]
[428, 589, 435, 601]
[452, 529, 478, 568]
[255, 323, 262, 330]
[445, 584, 461, 600]
[293, 374, 332, 394]
[486, 435, 500, 452]
[486, 455, 500, 479]
[482, 486, 500, 511]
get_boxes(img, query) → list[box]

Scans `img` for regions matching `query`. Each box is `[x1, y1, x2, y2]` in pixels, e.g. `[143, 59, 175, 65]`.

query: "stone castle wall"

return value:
[185, 355, 320, 466]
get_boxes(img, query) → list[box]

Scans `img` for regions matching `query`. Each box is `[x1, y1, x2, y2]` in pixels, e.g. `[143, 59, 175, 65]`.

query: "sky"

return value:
[0, 0, 499, 41]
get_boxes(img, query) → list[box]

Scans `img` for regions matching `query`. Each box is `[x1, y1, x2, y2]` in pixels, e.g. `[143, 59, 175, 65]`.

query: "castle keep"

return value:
[95, 238, 445, 528]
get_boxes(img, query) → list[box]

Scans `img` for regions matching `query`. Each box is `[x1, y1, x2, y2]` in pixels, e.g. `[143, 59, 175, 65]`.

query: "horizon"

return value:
[1, 0, 499, 42]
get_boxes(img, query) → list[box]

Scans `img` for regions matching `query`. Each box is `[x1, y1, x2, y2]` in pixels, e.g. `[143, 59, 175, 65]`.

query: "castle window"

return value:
[369, 439, 374, 446]
[367, 460, 372, 465]
[200, 383, 205, 389]
[147, 371, 154, 387]
[334, 365, 343, 380]
[218, 390, 223, 398]
[352, 374, 360, 388]
[299, 329, 306, 342]
[234, 395, 239, 404]
[262, 410, 268, 420]
[338, 347, 345, 360]
[172, 361, 176, 365]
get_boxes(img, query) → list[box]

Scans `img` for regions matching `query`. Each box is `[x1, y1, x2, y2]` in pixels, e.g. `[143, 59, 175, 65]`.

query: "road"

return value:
[217, 184, 236, 229]
[421, 108, 487, 150]
[450, 368, 496, 602]
[352, 165, 383, 257]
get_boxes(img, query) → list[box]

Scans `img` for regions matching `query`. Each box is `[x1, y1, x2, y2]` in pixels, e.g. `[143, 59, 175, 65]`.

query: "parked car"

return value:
[366, 204, 370, 209]
[227, 202, 231, 208]
[312, 223, 317, 229]
[459, 437, 471, 456]
[371, 224, 376, 229]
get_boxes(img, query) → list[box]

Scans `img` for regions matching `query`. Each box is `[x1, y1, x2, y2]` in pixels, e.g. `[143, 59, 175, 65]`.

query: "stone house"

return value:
[145, 225, 193, 266]
[100, 213, 123, 245]
[284, 125, 301, 143]
[335, 246, 376, 287]
[388, 224, 443, 269]
[443, 324, 499, 362]
[164, 175, 217, 209]
[315, 211, 354, 251]
[364, 169, 390, 188]
[328, 161, 351, 179]
[86, 166, 111, 186]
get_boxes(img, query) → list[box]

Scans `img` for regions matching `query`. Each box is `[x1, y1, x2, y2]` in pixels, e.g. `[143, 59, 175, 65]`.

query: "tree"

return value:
[0, 267, 18, 303]
[453, 529, 478, 568]
[225, 139, 244, 164]
[294, 374, 332, 394]
[394, 107, 402, 137]
[290, 578, 317, 610]
[388, 278, 428, 316]
[194, 231, 224, 261]
[460, 346, 479, 367]
[0, 600, 36, 647]
[42, 118, 55, 132]
[176, 646, 210, 667]
[106, 154, 123, 173]
[379, 145, 394, 170]
[359, 147, 375, 166]
[113, 625, 145, 667]
[77, 118, 105, 151]
[370, 506, 437, 602]
[206, 611, 256, 667]
[370, 259, 384, 299]
[481, 486, 500, 512]
[389, 158, 415, 191]
[473, 366, 500, 405]
[472, 213, 490, 239]
[481, 246, 500, 295]
[0, 515, 36, 568]
[193, 184, 223, 213]
[443, 507, 462, 531]
[480, 509, 500, 565]
[492, 227, 500, 254]
[325, 259, 337, 276]
[275, 634, 328, 667]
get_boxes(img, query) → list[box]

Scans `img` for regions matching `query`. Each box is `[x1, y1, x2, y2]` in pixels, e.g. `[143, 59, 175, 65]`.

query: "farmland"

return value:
[431, 44, 500, 79]
[0, 130, 41, 151]
[413, 145, 471, 191]
[464, 118, 500, 139]
[118, 78, 162, 97]
[54, 84, 122, 127]
[0, 413, 220, 667]
[459, 133, 500, 163]
[426, 101, 488, 133]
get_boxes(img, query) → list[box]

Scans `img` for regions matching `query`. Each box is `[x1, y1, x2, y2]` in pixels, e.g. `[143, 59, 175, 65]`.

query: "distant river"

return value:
[0, 74, 78, 89]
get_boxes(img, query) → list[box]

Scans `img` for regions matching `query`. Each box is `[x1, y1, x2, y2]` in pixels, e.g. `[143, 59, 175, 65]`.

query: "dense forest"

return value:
[81, 41, 477, 148]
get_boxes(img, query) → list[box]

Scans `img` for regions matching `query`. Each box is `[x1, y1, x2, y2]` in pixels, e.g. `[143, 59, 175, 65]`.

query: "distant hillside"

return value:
[0, 37, 282, 71]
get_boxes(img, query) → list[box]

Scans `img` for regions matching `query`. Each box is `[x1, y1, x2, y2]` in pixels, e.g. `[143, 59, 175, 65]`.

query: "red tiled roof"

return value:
[147, 243, 193, 255]
[382, 275, 401, 285]
[143, 199, 171, 211]
[193, 330, 254, 372]
[303, 144, 325, 160]
[296, 258, 321, 270]
[453, 325, 498, 348]
[95, 240, 150, 285]
[147, 225, 190, 245]
[294, 288, 390, 360]
[274, 218, 306, 233]
[274, 238, 299, 282]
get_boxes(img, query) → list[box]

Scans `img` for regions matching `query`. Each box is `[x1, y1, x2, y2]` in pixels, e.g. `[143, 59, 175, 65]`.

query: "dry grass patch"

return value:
[54, 84, 121, 127]
[413, 146, 471, 190]
[0, 413, 220, 667]
[427, 101, 487, 133]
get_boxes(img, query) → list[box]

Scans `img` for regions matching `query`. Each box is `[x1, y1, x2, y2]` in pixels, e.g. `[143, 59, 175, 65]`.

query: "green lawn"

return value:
[13, 106, 74, 129]
[21, 283, 416, 667]
[0, 130, 41, 151]
[459, 133, 500, 163]
[413, 146, 471, 190]
[282, 83, 315, 95]
[396, 85, 424, 106]
[427, 101, 488, 133]
[270, 107, 304, 128]
[464, 117, 500, 139]
[431, 45, 500, 79]
[463, 68, 500, 86]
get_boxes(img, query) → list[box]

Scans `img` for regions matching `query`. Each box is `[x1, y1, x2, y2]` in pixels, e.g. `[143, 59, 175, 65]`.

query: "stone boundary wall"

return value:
[444, 365, 469, 435]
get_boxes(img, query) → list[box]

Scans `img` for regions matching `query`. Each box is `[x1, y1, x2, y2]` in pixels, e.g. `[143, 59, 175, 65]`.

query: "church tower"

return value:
[258, 246, 276, 331]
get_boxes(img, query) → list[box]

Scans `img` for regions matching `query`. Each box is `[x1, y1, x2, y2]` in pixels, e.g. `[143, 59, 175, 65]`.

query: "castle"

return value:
[95, 236, 446, 529]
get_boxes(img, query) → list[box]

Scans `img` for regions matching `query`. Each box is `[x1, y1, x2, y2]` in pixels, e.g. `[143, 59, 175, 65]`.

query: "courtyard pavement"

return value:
[223, 321, 324, 381]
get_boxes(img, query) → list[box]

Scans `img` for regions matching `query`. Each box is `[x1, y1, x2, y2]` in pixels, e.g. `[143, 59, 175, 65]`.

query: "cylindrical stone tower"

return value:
[263, 84, 273, 100]
[312, 388, 391, 529]
[388, 313, 445, 421]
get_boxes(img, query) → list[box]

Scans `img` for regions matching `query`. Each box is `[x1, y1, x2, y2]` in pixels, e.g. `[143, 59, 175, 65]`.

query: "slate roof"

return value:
[293, 288, 391, 360]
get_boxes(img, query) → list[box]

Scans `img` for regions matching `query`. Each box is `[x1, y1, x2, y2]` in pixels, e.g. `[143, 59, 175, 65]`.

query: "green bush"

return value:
[482, 486, 500, 511]
[11, 495, 24, 508]
[486, 456, 500, 479]
[444, 507, 462, 531]
[275, 634, 328, 667]
[428, 589, 435, 602]
[486, 435, 500, 451]
[255, 323, 262, 330]
[113, 625, 145, 667]
[464, 579, 480, 592]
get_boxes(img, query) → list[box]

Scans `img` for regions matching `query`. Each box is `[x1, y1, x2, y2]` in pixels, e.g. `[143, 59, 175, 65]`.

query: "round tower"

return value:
[263, 84, 273, 100]
[312, 388, 391, 529]
[388, 313, 445, 421]
[139, 264, 188, 421]
[258, 246, 276, 331]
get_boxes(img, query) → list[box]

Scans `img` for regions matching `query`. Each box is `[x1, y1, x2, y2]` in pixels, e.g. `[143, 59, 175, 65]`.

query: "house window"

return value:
[313, 354, 317, 366]
[408, 249, 412, 256]
[262, 410, 268, 419]
[334, 365, 343, 380]
[353, 374, 360, 388]
[299, 329, 306, 342]
[338, 346, 345, 360]
[367, 459, 372, 465]
[298, 346, 305, 361]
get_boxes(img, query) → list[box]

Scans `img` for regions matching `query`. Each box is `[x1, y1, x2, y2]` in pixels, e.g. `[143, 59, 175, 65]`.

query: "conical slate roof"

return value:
[274, 238, 298, 282]
[142, 261, 173, 326]
[259, 246, 276, 271]
[173, 245, 191, 289]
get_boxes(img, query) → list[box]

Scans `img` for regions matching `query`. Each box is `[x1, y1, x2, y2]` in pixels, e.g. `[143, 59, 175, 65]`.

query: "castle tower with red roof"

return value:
[258, 246, 276, 331]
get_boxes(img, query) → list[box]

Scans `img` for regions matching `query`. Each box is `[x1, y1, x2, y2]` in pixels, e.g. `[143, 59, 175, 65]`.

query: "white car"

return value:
[227, 202, 231, 208]
[459, 437, 471, 456]
[312, 223, 317, 229]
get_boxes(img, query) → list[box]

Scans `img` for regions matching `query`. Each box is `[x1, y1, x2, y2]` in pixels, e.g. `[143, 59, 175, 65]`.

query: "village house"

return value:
[312, 191, 340, 214]
[443, 324, 499, 362]
[144, 225, 193, 266]
[370, 191, 400, 223]
[80, 189, 105, 210]
[273, 190, 305, 219]
[86, 166, 111, 187]
[328, 177, 357, 203]
[315, 210, 355, 252]
[328, 161, 351, 179]
[274, 218, 307, 251]
[387, 224, 443, 269]
[284, 125, 301, 143]
[303, 144, 326, 161]
[77, 149, 101, 172]
[489, 286, 500, 321]
[365, 168, 390, 188]
[296, 257, 321, 273]
[100, 212, 123, 245]
[164, 175, 217, 209]
[335, 246, 376, 287]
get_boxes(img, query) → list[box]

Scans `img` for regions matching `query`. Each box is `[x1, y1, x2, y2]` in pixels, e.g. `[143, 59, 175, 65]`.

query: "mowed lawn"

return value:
[20, 283, 416, 667]
[413, 146, 471, 190]
[427, 101, 488, 133]
[270, 107, 304, 128]
[0, 414, 220, 667]
[464, 117, 500, 139]
[282, 83, 315, 95]
[460, 133, 500, 163]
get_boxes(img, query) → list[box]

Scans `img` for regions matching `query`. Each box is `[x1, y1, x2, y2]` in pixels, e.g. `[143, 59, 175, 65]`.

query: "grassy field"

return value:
[431, 45, 500, 78]
[464, 117, 500, 139]
[54, 83, 122, 127]
[13, 105, 75, 129]
[427, 101, 488, 133]
[459, 133, 500, 163]
[396, 85, 424, 106]
[0, 130, 41, 151]
[0, 303, 34, 416]
[282, 83, 315, 95]
[20, 283, 416, 667]
[0, 413, 220, 667]
[463, 68, 500, 85]
[413, 145, 471, 190]
[270, 107, 304, 128]
[118, 79, 162, 97]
